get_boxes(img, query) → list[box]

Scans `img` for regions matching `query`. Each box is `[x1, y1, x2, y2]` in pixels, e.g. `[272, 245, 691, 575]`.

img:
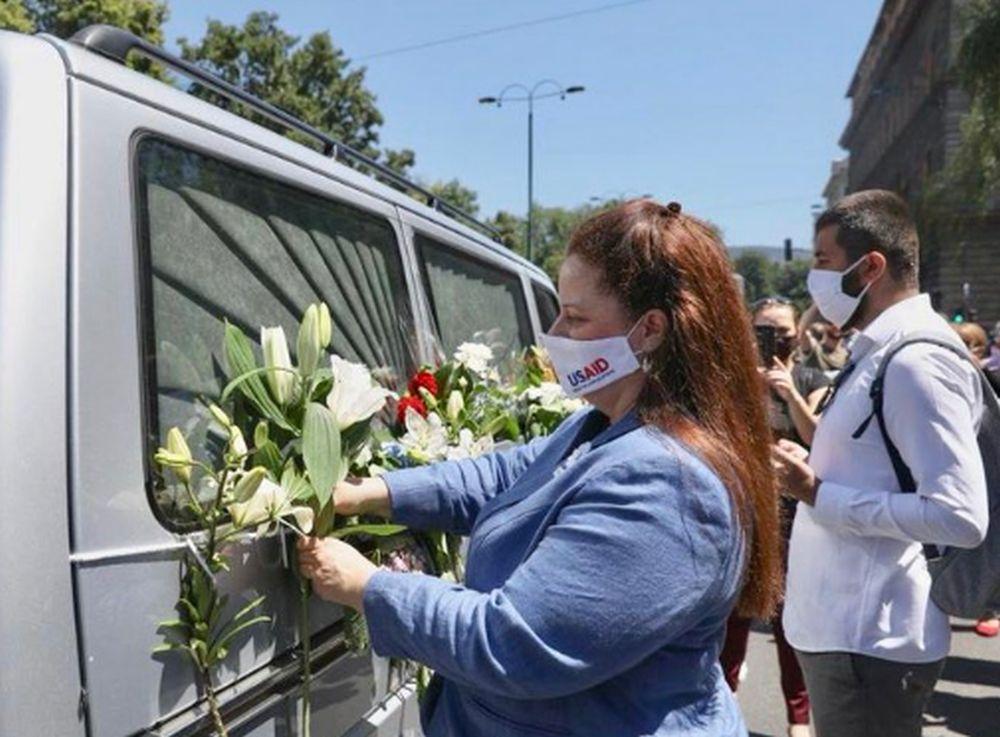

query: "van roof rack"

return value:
[68, 24, 502, 242]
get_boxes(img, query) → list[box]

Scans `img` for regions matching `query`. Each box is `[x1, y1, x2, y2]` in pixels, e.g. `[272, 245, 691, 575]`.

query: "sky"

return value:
[162, 0, 885, 251]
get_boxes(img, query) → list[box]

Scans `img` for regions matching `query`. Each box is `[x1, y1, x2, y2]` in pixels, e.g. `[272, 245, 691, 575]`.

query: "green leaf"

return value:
[330, 523, 408, 539]
[303, 402, 341, 509]
[152, 643, 183, 654]
[253, 440, 284, 478]
[230, 595, 267, 627]
[209, 615, 272, 658]
[223, 323, 295, 431]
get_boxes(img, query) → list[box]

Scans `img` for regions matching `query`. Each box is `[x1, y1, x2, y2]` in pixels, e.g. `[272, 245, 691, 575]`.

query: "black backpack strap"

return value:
[858, 334, 977, 559]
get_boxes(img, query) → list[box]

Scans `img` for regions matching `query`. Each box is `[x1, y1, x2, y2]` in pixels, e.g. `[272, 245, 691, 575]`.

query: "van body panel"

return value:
[67, 75, 395, 736]
[0, 30, 85, 737]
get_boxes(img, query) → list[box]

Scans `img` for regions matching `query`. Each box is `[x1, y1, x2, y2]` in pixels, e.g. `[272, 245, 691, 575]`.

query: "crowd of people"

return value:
[295, 191, 995, 737]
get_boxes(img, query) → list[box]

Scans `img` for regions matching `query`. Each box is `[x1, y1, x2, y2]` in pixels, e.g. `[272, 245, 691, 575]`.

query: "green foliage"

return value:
[426, 178, 480, 216]
[732, 252, 812, 314]
[488, 200, 622, 278]
[930, 0, 1000, 208]
[2, 0, 168, 77]
[18, 0, 167, 40]
[0, 0, 34, 33]
[179, 11, 404, 169]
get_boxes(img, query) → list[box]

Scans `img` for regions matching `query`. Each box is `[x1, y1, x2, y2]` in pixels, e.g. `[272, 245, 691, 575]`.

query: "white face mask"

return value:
[806, 255, 872, 329]
[539, 319, 644, 398]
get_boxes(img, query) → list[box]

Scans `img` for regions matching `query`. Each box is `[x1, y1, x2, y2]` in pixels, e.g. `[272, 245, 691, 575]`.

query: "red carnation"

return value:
[408, 370, 439, 398]
[396, 395, 427, 425]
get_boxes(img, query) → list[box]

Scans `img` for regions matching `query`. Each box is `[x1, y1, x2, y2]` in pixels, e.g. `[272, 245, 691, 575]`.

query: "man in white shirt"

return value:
[772, 190, 988, 737]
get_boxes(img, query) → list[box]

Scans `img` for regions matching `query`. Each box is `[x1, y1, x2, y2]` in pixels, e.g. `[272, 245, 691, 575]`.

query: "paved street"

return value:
[738, 621, 1000, 737]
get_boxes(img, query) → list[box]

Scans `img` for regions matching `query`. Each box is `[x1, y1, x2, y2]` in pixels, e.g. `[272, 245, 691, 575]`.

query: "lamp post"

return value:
[479, 80, 585, 263]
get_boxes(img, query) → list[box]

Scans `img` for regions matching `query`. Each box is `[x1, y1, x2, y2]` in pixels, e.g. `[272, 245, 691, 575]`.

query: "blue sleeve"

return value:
[383, 434, 550, 535]
[363, 455, 739, 699]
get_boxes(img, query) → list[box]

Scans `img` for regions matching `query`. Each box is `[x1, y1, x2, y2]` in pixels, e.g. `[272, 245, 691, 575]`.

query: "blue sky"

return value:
[163, 0, 883, 250]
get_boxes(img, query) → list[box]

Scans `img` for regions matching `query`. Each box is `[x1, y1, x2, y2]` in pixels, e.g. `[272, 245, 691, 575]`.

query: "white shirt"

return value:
[784, 294, 988, 663]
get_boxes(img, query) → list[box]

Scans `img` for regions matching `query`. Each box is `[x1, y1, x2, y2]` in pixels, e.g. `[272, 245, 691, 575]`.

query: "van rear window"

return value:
[134, 136, 416, 528]
[415, 234, 533, 370]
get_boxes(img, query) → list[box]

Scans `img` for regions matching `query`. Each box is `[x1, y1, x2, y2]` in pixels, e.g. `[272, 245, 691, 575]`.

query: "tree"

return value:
[0, 1, 34, 33]
[1, 0, 168, 75]
[179, 11, 411, 171]
[732, 252, 778, 304]
[424, 179, 480, 216]
[935, 0, 1000, 207]
[771, 259, 813, 314]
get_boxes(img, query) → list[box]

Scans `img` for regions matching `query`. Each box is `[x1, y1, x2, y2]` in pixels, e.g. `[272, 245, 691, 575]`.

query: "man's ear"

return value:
[863, 251, 888, 283]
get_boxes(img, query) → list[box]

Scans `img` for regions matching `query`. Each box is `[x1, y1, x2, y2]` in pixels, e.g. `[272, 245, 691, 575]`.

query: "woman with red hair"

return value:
[299, 200, 782, 736]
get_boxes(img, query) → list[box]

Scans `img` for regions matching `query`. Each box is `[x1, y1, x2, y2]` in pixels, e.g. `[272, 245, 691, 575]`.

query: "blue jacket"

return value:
[363, 409, 748, 736]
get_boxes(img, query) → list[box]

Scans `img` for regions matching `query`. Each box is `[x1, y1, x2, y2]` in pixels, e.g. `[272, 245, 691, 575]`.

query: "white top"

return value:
[783, 293, 988, 663]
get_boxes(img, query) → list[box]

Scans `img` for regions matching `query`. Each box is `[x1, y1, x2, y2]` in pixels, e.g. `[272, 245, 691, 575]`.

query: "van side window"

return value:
[134, 137, 416, 527]
[532, 283, 560, 333]
[415, 234, 533, 366]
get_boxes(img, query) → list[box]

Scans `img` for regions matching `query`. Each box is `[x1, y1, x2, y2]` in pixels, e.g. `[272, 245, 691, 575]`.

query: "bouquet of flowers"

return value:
[154, 303, 402, 737]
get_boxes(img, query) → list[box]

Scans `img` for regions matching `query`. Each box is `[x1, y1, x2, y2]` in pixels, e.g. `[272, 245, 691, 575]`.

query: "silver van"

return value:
[0, 24, 559, 737]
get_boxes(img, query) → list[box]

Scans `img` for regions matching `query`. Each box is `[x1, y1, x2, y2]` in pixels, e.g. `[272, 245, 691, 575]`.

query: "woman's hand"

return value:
[298, 536, 378, 611]
[333, 476, 392, 518]
[762, 358, 798, 404]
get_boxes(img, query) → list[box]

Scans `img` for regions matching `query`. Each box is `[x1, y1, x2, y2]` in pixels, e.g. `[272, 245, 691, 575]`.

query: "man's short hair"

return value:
[814, 190, 919, 286]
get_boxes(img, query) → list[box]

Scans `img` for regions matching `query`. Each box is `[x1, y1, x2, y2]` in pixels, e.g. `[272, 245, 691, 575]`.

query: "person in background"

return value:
[775, 190, 988, 737]
[950, 320, 1000, 638]
[720, 296, 830, 737]
[798, 305, 849, 373]
[982, 321, 1000, 373]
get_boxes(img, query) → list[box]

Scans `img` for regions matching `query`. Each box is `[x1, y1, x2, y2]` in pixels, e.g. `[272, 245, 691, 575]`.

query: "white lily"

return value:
[523, 381, 583, 412]
[159, 427, 193, 483]
[399, 409, 449, 463]
[326, 355, 396, 430]
[446, 390, 465, 423]
[296, 304, 331, 378]
[228, 478, 314, 536]
[261, 326, 295, 405]
[454, 342, 493, 376]
[231, 466, 269, 503]
[445, 428, 495, 461]
[227, 425, 248, 459]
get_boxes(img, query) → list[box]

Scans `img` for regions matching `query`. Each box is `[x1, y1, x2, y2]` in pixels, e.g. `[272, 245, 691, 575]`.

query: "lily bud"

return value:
[165, 428, 193, 483]
[318, 303, 332, 348]
[208, 403, 232, 429]
[253, 421, 269, 449]
[296, 305, 323, 378]
[232, 466, 268, 503]
[446, 390, 464, 422]
[227, 425, 248, 458]
[418, 386, 439, 411]
[261, 326, 294, 405]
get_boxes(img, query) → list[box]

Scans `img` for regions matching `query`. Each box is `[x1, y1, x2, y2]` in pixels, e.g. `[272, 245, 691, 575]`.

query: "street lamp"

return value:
[589, 190, 653, 204]
[479, 80, 585, 263]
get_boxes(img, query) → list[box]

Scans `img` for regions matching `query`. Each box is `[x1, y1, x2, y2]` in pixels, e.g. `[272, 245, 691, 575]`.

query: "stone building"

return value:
[838, 0, 1000, 325]
[822, 158, 849, 209]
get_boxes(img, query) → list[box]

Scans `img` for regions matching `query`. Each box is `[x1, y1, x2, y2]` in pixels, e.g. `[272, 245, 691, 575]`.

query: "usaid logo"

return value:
[566, 357, 611, 388]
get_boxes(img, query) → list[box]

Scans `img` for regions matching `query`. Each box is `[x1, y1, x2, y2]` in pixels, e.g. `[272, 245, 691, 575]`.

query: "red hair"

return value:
[566, 199, 781, 618]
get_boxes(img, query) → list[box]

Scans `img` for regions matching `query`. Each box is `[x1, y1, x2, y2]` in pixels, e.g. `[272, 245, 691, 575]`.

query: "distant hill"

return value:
[727, 245, 812, 263]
